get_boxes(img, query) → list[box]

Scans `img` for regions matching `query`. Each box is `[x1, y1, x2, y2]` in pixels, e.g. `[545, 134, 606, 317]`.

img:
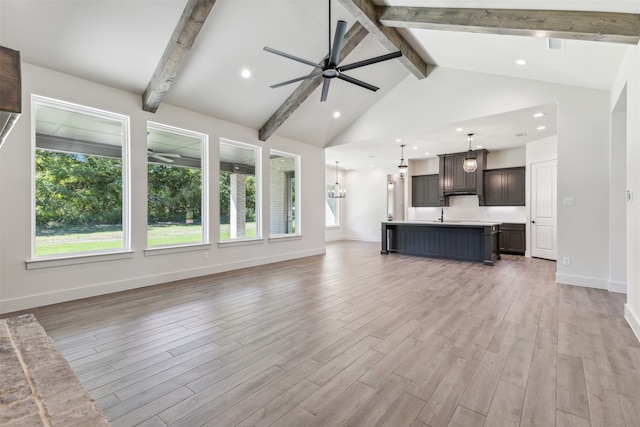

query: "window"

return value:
[269, 150, 299, 236]
[147, 122, 208, 247]
[325, 184, 339, 227]
[219, 140, 260, 241]
[33, 96, 129, 257]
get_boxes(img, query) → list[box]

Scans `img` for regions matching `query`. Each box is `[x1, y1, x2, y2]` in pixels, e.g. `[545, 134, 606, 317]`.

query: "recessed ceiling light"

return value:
[424, 152, 430, 156]
[515, 59, 527, 66]
[476, 145, 483, 148]
[395, 138, 402, 142]
[333, 111, 341, 118]
[369, 164, 374, 167]
[456, 127, 464, 132]
[412, 146, 418, 150]
[533, 112, 545, 118]
[241, 68, 251, 78]
[537, 125, 546, 130]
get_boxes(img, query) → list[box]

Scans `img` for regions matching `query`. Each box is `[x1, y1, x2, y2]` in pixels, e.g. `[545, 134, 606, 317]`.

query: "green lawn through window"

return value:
[35, 223, 257, 256]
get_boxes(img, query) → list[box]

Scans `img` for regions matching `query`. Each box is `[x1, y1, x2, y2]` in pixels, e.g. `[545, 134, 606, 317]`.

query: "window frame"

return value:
[146, 121, 209, 249]
[30, 95, 131, 261]
[218, 138, 261, 243]
[269, 149, 301, 238]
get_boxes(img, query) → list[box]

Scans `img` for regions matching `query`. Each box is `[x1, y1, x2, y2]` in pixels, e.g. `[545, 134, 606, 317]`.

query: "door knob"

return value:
[532, 220, 536, 223]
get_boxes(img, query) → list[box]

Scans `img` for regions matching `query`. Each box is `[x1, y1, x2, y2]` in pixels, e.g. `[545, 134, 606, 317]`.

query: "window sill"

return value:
[218, 238, 265, 248]
[26, 250, 135, 270]
[268, 234, 302, 243]
[144, 243, 211, 257]
[325, 226, 341, 230]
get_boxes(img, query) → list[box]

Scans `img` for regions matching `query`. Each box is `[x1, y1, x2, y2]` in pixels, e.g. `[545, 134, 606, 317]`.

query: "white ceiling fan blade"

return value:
[151, 154, 176, 163]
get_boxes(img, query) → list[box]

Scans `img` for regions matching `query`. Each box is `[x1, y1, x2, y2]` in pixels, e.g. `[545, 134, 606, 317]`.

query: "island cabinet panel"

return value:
[484, 167, 525, 206]
[499, 223, 526, 255]
[381, 222, 501, 265]
[412, 174, 440, 207]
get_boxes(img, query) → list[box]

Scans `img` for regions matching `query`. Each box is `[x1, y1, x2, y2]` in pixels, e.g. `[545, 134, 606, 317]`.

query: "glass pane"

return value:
[270, 151, 299, 236]
[147, 123, 205, 247]
[326, 184, 338, 226]
[219, 140, 259, 241]
[34, 99, 126, 257]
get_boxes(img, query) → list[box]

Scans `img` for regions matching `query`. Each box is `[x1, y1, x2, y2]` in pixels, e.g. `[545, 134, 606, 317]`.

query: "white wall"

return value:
[334, 67, 612, 290]
[612, 44, 640, 340]
[610, 95, 627, 293]
[0, 63, 326, 314]
[343, 167, 388, 242]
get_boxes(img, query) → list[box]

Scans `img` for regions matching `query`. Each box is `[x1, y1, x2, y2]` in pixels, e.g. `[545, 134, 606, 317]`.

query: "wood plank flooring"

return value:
[4, 241, 639, 426]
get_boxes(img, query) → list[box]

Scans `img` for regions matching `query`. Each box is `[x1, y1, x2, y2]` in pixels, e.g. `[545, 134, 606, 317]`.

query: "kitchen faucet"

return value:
[439, 208, 444, 222]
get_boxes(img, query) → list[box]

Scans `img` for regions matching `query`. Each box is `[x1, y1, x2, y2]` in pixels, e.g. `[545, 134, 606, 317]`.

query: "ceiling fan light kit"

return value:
[264, 1, 402, 102]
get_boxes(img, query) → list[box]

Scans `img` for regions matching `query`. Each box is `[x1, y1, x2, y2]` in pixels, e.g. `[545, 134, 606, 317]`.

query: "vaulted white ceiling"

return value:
[1, 0, 637, 170]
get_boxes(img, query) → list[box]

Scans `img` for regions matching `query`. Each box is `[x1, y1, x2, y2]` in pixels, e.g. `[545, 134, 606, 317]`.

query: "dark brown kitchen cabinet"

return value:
[438, 150, 488, 205]
[499, 223, 525, 255]
[412, 174, 440, 207]
[484, 167, 525, 206]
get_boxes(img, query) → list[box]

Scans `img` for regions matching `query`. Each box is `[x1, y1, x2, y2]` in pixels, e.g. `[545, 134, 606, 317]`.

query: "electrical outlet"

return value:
[203, 251, 209, 260]
[562, 197, 574, 206]
[563, 257, 570, 266]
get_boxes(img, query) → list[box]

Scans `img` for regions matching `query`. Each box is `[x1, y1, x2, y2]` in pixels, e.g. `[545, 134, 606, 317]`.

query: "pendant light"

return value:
[463, 133, 478, 173]
[328, 161, 346, 198]
[398, 144, 408, 178]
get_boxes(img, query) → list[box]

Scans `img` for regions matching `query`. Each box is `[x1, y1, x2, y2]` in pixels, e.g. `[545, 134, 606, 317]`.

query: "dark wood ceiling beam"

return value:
[142, 0, 216, 113]
[259, 22, 369, 142]
[338, 0, 430, 79]
[378, 7, 640, 45]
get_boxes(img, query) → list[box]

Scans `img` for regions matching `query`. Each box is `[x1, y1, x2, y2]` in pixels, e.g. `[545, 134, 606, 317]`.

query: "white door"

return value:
[531, 160, 557, 260]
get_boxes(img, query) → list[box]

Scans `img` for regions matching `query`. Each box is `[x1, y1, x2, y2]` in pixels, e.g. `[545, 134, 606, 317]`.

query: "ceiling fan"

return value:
[147, 150, 181, 163]
[264, 1, 402, 102]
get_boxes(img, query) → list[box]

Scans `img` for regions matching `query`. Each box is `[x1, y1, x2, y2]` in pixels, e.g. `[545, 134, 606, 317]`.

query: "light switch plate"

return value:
[562, 197, 574, 206]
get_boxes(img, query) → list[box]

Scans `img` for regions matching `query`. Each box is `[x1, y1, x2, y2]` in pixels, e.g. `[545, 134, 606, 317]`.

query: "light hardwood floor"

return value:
[6, 241, 640, 426]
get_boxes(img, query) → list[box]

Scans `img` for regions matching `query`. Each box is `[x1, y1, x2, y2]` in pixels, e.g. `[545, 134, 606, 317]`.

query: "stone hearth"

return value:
[0, 314, 110, 426]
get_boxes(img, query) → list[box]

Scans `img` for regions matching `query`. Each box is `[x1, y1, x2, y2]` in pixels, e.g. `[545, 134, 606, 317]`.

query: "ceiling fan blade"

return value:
[270, 71, 323, 89]
[337, 74, 379, 92]
[263, 47, 322, 69]
[320, 78, 331, 102]
[338, 51, 402, 72]
[328, 20, 347, 67]
[151, 154, 175, 163]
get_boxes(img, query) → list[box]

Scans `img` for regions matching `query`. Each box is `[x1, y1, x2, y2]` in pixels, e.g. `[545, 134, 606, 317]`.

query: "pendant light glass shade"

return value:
[328, 161, 346, 198]
[398, 144, 408, 178]
[463, 133, 477, 173]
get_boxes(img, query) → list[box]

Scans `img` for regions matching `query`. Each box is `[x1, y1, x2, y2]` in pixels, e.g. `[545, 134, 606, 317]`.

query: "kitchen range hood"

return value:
[0, 46, 21, 148]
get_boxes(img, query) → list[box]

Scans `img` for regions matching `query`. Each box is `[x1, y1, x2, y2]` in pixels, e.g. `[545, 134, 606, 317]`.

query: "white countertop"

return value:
[382, 220, 502, 226]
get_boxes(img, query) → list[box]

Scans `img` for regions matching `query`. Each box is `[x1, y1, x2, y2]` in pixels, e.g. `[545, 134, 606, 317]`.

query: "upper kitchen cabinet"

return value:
[438, 150, 488, 205]
[484, 167, 525, 206]
[412, 174, 440, 207]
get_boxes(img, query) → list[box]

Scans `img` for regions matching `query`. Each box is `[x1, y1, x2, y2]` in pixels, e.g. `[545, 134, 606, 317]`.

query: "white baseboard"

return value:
[344, 235, 380, 243]
[0, 248, 326, 314]
[555, 273, 608, 290]
[608, 280, 627, 293]
[625, 304, 640, 344]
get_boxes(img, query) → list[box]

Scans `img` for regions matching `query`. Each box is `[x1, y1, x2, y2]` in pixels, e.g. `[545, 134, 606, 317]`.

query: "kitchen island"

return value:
[381, 221, 501, 265]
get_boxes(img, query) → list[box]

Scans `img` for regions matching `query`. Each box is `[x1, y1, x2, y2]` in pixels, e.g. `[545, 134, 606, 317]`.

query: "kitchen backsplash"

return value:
[407, 195, 526, 223]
